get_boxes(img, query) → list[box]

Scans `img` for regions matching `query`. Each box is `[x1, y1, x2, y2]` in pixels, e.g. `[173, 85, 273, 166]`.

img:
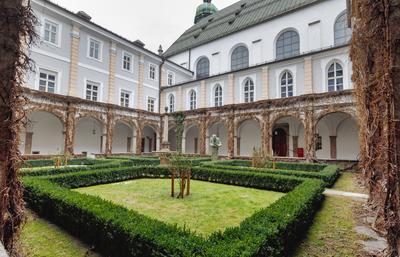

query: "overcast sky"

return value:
[52, 0, 237, 52]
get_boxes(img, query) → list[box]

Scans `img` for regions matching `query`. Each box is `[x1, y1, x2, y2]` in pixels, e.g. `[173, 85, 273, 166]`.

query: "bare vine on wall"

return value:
[0, 0, 37, 254]
[174, 113, 185, 153]
[350, 0, 400, 256]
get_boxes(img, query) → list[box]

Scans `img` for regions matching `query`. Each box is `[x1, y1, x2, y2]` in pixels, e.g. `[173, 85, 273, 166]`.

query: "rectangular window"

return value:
[86, 81, 100, 101]
[88, 38, 101, 60]
[122, 52, 132, 72]
[120, 90, 131, 107]
[44, 20, 58, 45]
[147, 97, 156, 112]
[149, 64, 156, 80]
[167, 72, 174, 86]
[38, 69, 57, 93]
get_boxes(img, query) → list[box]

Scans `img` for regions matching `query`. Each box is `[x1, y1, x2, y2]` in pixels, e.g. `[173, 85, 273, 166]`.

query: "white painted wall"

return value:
[238, 120, 261, 157]
[168, 0, 348, 76]
[74, 118, 103, 154]
[112, 122, 134, 153]
[185, 125, 199, 154]
[142, 126, 157, 153]
[20, 111, 64, 155]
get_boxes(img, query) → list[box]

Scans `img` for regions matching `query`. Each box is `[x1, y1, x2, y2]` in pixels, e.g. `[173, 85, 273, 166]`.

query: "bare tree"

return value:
[0, 0, 36, 254]
[350, 0, 400, 256]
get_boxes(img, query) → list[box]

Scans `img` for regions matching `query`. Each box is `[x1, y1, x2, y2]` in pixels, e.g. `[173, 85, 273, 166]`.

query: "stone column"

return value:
[199, 80, 206, 108]
[261, 66, 269, 99]
[304, 56, 313, 94]
[227, 73, 235, 104]
[137, 54, 145, 109]
[68, 23, 80, 97]
[105, 111, 114, 155]
[64, 106, 76, 155]
[329, 136, 337, 159]
[161, 115, 170, 149]
[261, 113, 271, 156]
[292, 136, 299, 157]
[107, 41, 117, 104]
[24, 132, 33, 155]
[305, 110, 316, 162]
[227, 116, 235, 158]
[199, 119, 207, 155]
[135, 125, 142, 154]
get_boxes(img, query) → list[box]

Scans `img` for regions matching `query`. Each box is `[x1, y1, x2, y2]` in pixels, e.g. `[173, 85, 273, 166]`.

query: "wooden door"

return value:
[272, 128, 287, 156]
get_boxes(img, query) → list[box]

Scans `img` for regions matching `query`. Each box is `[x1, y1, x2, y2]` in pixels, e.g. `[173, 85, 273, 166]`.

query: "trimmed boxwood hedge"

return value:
[212, 159, 327, 172]
[201, 161, 339, 187]
[23, 165, 325, 257]
[21, 159, 134, 177]
[22, 158, 102, 168]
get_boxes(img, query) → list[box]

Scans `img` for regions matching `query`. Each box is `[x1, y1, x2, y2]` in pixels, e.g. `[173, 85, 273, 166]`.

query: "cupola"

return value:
[194, 0, 218, 24]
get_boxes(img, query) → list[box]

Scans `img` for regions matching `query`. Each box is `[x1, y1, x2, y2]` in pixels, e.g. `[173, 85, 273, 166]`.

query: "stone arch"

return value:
[184, 123, 200, 154]
[315, 110, 359, 160]
[74, 116, 105, 155]
[207, 121, 228, 156]
[271, 114, 306, 157]
[236, 117, 262, 157]
[20, 110, 65, 155]
[26, 104, 66, 124]
[112, 119, 136, 154]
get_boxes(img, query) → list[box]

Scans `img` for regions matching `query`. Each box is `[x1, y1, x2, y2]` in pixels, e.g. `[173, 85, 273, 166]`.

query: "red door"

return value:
[273, 128, 287, 156]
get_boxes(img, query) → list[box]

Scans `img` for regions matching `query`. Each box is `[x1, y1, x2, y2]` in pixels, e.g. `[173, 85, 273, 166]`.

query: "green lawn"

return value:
[75, 179, 284, 236]
[293, 195, 363, 257]
[20, 211, 100, 257]
[333, 172, 366, 193]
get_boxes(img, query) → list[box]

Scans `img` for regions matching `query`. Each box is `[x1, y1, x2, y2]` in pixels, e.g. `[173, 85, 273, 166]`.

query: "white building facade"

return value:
[21, 0, 359, 161]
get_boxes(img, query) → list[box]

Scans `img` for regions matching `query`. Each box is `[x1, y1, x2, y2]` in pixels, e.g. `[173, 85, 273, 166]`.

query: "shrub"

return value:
[22, 158, 101, 168]
[23, 165, 325, 257]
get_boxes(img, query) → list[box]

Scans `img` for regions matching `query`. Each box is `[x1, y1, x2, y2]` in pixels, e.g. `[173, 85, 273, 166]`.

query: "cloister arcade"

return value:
[21, 89, 359, 161]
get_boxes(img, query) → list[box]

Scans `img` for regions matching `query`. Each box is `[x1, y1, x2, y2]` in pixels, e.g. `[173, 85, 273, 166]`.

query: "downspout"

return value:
[158, 58, 164, 114]
[188, 49, 191, 70]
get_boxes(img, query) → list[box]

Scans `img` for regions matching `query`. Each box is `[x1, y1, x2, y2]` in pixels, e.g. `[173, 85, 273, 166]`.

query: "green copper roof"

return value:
[165, 0, 324, 57]
[195, 1, 218, 23]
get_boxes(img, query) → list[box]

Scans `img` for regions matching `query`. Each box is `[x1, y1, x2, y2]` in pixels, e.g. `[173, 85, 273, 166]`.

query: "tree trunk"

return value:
[350, 0, 400, 255]
[0, 0, 36, 253]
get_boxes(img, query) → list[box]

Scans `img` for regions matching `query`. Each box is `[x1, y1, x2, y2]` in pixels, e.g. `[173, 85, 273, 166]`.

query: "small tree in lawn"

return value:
[169, 154, 192, 199]
[210, 135, 222, 161]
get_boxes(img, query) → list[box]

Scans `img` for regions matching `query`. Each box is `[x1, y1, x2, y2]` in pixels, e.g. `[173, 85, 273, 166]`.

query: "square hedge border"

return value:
[23, 164, 325, 257]
[200, 160, 340, 187]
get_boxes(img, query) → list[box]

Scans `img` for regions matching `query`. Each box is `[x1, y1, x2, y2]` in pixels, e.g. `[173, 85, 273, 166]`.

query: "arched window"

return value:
[334, 12, 352, 45]
[214, 84, 223, 107]
[280, 71, 293, 98]
[189, 90, 197, 110]
[243, 78, 254, 103]
[231, 46, 249, 71]
[196, 57, 210, 79]
[327, 62, 343, 92]
[276, 30, 300, 59]
[168, 94, 175, 113]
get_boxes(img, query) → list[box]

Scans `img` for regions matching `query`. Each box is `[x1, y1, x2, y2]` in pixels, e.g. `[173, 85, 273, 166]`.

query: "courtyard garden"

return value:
[19, 155, 367, 256]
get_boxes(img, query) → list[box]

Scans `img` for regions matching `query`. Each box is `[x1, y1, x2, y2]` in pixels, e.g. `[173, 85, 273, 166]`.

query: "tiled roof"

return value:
[164, 0, 323, 57]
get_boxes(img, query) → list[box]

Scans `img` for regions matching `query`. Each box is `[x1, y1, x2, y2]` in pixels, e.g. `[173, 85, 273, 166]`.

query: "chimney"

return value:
[76, 11, 91, 21]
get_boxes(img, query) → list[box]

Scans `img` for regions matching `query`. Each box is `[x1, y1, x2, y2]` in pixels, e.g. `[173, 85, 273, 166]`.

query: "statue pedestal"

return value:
[154, 144, 176, 166]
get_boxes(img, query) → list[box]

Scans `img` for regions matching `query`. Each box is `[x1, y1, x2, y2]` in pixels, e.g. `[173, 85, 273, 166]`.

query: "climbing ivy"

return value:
[174, 113, 185, 153]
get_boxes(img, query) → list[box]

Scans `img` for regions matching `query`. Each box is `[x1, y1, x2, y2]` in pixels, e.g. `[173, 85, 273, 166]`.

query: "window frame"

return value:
[149, 63, 157, 80]
[87, 36, 103, 62]
[196, 57, 210, 80]
[280, 71, 294, 98]
[214, 84, 223, 107]
[334, 11, 352, 46]
[327, 61, 344, 92]
[189, 89, 197, 110]
[167, 71, 175, 86]
[42, 18, 61, 47]
[85, 80, 102, 102]
[122, 51, 134, 73]
[243, 78, 255, 103]
[230, 45, 249, 71]
[120, 89, 132, 108]
[275, 29, 300, 59]
[37, 68, 58, 93]
[147, 97, 156, 112]
[168, 94, 175, 113]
